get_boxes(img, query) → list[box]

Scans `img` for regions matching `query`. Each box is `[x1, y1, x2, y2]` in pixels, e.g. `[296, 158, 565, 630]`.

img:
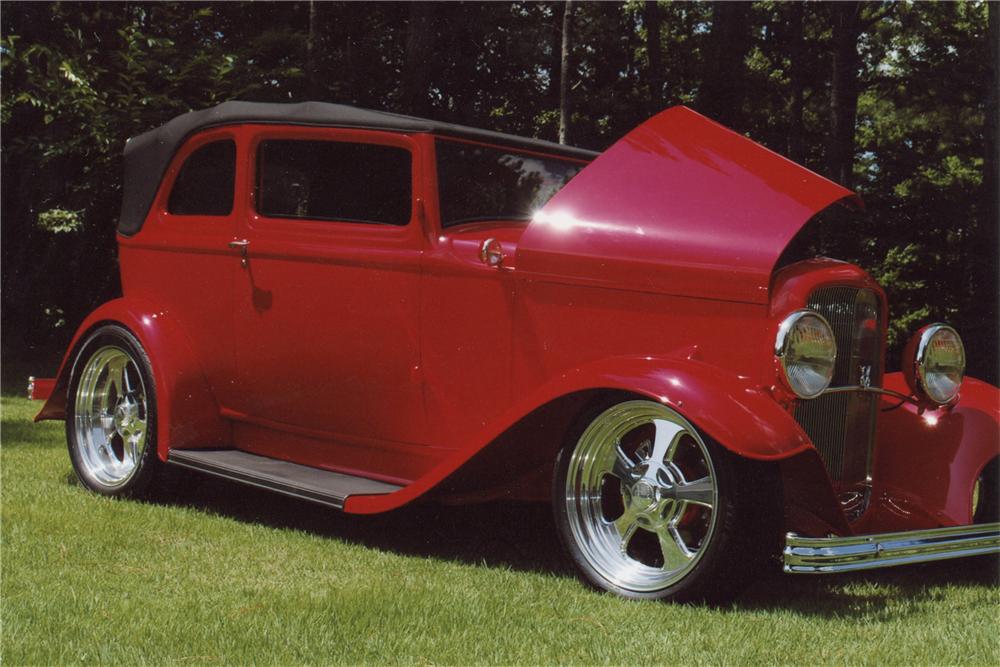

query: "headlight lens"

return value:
[912, 324, 965, 404]
[775, 310, 837, 399]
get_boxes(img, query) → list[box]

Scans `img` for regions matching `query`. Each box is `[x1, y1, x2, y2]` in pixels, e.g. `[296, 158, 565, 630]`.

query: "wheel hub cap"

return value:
[631, 480, 656, 506]
[114, 400, 138, 435]
[627, 470, 682, 525]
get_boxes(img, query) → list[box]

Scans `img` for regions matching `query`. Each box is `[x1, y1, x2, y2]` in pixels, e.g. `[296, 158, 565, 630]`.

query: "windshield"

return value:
[436, 139, 586, 228]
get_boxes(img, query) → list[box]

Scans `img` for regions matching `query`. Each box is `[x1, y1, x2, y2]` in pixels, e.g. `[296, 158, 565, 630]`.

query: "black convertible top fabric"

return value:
[117, 100, 598, 236]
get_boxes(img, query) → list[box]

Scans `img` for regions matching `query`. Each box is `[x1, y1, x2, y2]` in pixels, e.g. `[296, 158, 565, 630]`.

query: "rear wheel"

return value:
[67, 325, 161, 497]
[553, 399, 777, 602]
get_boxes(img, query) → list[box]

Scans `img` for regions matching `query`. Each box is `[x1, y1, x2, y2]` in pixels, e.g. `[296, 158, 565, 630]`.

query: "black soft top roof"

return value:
[118, 100, 598, 236]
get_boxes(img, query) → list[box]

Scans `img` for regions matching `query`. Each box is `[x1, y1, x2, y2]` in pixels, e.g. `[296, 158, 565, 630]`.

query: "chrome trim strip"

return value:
[784, 522, 1000, 574]
[820, 385, 916, 403]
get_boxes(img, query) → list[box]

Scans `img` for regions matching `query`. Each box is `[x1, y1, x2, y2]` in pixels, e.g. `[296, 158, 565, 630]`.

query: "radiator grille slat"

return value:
[793, 287, 881, 483]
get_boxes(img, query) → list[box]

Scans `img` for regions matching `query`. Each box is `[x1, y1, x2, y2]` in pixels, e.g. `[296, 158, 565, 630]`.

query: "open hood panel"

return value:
[517, 106, 859, 304]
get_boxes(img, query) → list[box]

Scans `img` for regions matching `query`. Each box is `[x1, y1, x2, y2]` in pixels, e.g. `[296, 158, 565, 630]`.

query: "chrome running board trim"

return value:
[784, 522, 1000, 574]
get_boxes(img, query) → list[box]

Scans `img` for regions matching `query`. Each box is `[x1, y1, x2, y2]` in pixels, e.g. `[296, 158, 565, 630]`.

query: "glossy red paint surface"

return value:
[518, 106, 859, 305]
[36, 106, 999, 538]
[228, 128, 431, 483]
[864, 374, 1000, 530]
[35, 298, 230, 458]
[27, 377, 55, 401]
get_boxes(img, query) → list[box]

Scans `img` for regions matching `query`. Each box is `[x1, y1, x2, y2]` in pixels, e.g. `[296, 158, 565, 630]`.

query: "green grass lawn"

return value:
[2, 394, 998, 666]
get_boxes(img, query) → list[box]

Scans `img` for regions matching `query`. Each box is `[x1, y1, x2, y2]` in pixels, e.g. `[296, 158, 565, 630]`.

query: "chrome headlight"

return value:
[908, 324, 965, 405]
[775, 310, 837, 399]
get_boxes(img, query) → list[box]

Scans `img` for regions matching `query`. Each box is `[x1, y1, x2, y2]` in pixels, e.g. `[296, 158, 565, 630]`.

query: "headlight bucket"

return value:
[775, 310, 838, 399]
[903, 324, 965, 405]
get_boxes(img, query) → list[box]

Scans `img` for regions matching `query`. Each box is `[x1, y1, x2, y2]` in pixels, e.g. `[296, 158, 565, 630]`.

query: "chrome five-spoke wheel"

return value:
[67, 325, 159, 496]
[554, 398, 769, 602]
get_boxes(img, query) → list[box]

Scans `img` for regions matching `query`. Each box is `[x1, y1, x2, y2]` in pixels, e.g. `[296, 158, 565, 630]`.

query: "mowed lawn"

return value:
[2, 395, 998, 666]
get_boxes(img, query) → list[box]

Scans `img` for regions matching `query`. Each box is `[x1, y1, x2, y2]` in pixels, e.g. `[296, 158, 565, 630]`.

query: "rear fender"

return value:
[35, 298, 229, 460]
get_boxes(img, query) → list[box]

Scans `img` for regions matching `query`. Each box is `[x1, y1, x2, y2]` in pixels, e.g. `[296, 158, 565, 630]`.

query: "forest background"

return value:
[2, 1, 998, 384]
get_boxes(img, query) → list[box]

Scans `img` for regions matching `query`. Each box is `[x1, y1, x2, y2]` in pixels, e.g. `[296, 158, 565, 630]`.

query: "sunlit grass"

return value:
[2, 395, 998, 665]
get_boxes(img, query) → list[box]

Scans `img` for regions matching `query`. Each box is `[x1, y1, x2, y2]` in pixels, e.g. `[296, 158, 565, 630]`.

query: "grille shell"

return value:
[793, 287, 882, 483]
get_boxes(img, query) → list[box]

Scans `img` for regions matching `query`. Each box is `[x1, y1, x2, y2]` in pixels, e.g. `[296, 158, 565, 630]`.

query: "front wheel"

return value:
[553, 399, 778, 602]
[66, 324, 161, 497]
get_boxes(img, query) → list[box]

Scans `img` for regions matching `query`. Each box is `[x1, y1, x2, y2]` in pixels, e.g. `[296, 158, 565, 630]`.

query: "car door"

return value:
[418, 136, 589, 447]
[228, 126, 430, 478]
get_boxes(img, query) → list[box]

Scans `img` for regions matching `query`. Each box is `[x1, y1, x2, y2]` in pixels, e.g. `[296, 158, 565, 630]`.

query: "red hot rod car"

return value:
[32, 102, 999, 601]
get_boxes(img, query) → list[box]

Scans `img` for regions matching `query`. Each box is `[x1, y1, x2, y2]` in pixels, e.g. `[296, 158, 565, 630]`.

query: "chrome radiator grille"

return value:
[793, 287, 882, 482]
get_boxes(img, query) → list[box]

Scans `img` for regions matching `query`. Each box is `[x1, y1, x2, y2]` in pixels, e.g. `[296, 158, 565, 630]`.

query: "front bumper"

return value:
[784, 522, 1000, 574]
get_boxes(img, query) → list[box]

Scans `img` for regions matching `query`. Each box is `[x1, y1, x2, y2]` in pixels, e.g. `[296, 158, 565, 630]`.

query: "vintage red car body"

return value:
[34, 102, 999, 600]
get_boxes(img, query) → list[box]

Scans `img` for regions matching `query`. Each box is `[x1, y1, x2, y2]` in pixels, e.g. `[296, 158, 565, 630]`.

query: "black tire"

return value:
[973, 457, 999, 524]
[552, 398, 781, 603]
[66, 324, 163, 498]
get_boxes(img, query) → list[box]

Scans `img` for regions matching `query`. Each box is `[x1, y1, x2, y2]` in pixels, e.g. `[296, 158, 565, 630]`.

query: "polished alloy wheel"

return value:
[73, 345, 149, 488]
[563, 401, 718, 592]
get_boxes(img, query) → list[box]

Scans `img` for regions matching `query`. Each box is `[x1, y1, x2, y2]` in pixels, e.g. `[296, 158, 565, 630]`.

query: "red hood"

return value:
[517, 106, 860, 304]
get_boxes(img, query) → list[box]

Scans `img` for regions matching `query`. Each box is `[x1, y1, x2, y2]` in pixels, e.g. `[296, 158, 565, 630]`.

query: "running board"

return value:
[167, 449, 403, 510]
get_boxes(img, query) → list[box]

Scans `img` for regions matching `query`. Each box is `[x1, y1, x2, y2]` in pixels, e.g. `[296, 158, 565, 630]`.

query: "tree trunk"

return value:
[697, 1, 751, 129]
[786, 1, 806, 162]
[402, 2, 435, 115]
[987, 1, 999, 248]
[595, 2, 627, 131]
[559, 0, 575, 145]
[828, 1, 861, 188]
[306, 0, 317, 99]
[543, 2, 562, 141]
[645, 0, 664, 114]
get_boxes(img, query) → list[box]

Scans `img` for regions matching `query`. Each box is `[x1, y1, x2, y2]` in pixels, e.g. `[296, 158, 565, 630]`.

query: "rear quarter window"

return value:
[167, 140, 236, 216]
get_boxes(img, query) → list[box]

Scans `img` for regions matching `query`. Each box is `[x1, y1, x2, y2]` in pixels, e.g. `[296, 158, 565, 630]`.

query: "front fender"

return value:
[521, 355, 813, 461]
[35, 298, 229, 460]
[346, 354, 810, 514]
[868, 373, 1000, 529]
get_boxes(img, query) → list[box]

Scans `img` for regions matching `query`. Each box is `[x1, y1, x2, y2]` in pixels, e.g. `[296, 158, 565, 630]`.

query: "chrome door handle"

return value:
[228, 239, 250, 267]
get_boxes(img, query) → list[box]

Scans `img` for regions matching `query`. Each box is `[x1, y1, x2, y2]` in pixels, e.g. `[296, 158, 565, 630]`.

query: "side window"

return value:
[167, 140, 236, 216]
[436, 139, 584, 227]
[256, 140, 411, 226]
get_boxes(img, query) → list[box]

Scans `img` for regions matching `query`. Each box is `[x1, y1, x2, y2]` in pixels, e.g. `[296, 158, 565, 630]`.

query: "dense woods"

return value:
[2, 1, 997, 382]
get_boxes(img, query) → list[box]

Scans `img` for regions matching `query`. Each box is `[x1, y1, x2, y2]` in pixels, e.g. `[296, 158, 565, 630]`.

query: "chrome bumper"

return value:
[784, 522, 1000, 574]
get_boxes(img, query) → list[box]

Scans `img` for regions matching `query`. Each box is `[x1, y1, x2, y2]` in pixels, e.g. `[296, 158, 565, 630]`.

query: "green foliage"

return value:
[37, 208, 83, 234]
[852, 0, 995, 373]
[1, 1, 996, 381]
[871, 243, 931, 348]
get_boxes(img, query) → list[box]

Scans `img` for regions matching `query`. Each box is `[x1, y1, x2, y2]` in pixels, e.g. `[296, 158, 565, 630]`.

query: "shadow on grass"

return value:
[156, 471, 575, 578]
[1, 414, 64, 449]
[110, 469, 999, 617]
[735, 556, 999, 618]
